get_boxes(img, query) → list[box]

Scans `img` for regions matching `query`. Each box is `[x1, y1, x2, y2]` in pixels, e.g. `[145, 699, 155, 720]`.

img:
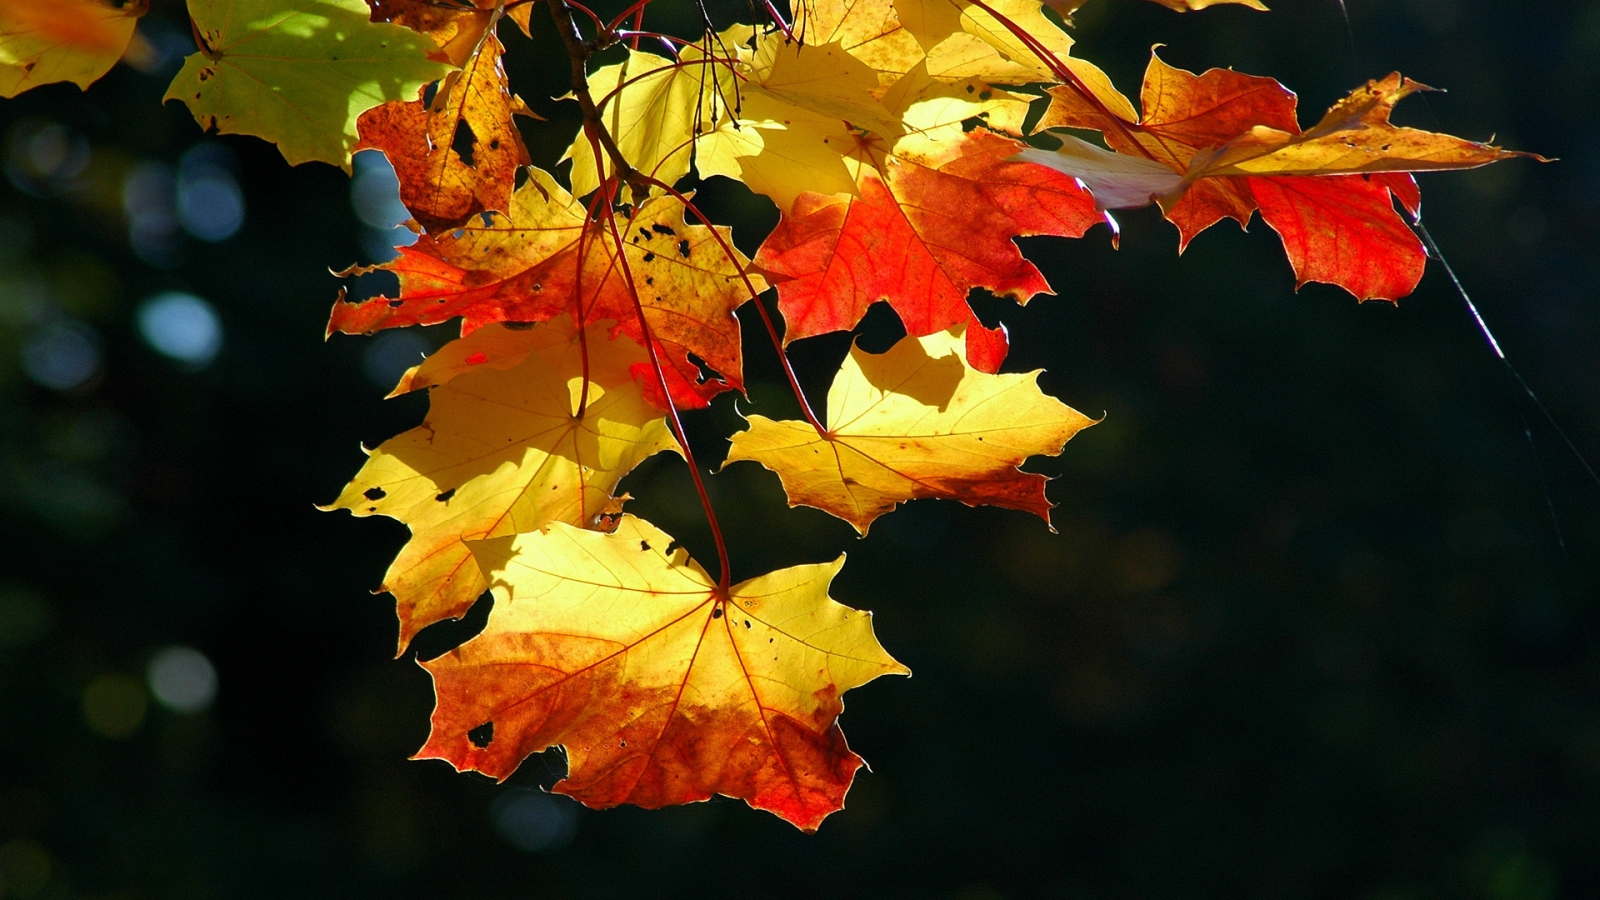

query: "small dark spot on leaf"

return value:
[652, 223, 675, 236]
[645, 276, 654, 285]
[468, 721, 494, 747]
[436, 488, 456, 502]
[364, 487, 387, 501]
[642, 251, 655, 262]
[504, 321, 535, 330]
[677, 240, 690, 257]
[640, 540, 651, 551]
[712, 607, 723, 619]
[744, 620, 751, 629]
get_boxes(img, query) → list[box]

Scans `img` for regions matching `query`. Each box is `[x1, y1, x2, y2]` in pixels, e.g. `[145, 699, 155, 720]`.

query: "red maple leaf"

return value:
[754, 129, 1102, 371]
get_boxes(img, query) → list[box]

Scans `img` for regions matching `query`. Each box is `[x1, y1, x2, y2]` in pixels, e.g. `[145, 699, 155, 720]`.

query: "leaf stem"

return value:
[596, 177, 734, 590]
[633, 172, 826, 434]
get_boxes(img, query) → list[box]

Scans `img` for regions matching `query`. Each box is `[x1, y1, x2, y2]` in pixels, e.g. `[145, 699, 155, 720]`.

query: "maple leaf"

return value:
[753, 128, 1101, 370]
[793, 0, 926, 85]
[0, 0, 147, 98]
[367, 0, 492, 67]
[327, 167, 759, 409]
[356, 33, 534, 231]
[164, 0, 453, 170]
[324, 316, 678, 651]
[417, 514, 908, 831]
[563, 49, 710, 198]
[726, 325, 1093, 532]
[581, 23, 1011, 217]
[1026, 53, 1531, 300]
[891, 0, 1125, 98]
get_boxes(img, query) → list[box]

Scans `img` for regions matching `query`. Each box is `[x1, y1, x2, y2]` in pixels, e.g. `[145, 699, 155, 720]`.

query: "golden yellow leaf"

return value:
[794, 0, 925, 84]
[1188, 73, 1540, 179]
[725, 326, 1095, 533]
[0, 0, 145, 98]
[563, 49, 711, 197]
[417, 514, 908, 831]
[324, 316, 679, 651]
[894, 0, 1072, 84]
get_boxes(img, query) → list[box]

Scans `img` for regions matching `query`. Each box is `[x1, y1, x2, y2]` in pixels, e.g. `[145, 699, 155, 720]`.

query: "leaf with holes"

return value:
[417, 514, 908, 831]
[328, 167, 759, 409]
[357, 33, 532, 230]
[324, 315, 678, 652]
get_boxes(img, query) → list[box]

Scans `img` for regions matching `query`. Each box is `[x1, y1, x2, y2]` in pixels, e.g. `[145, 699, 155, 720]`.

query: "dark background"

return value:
[2, 0, 1598, 897]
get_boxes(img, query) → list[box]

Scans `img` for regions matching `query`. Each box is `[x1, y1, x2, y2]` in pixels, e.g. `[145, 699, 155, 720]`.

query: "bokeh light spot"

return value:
[20, 322, 100, 391]
[137, 292, 223, 368]
[82, 674, 148, 739]
[146, 646, 218, 714]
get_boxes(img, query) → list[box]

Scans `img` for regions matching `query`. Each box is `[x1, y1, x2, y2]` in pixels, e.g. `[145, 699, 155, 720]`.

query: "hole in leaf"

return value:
[711, 607, 723, 619]
[364, 487, 387, 501]
[468, 721, 494, 747]
[452, 120, 478, 168]
[639, 540, 651, 551]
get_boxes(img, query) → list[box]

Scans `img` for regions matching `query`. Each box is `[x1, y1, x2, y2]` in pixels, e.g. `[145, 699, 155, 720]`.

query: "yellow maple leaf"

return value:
[1187, 72, 1539, 180]
[563, 49, 709, 197]
[0, 0, 146, 98]
[794, 0, 925, 84]
[417, 514, 908, 831]
[324, 316, 679, 652]
[693, 26, 1022, 212]
[725, 326, 1095, 533]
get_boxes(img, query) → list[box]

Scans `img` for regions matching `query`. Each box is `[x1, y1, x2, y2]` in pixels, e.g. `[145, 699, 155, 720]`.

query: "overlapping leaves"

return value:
[8, 0, 1538, 833]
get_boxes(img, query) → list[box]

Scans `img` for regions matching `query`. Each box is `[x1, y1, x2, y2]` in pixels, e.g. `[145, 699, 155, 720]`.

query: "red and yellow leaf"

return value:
[753, 129, 1100, 369]
[726, 325, 1093, 532]
[356, 34, 533, 231]
[328, 167, 760, 409]
[418, 515, 908, 831]
[1028, 53, 1532, 300]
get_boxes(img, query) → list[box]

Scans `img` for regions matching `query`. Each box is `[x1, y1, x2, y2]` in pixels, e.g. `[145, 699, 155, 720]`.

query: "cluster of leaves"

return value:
[1, 0, 1532, 830]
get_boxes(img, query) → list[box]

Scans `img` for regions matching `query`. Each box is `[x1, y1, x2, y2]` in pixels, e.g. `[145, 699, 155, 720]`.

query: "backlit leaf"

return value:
[726, 326, 1094, 532]
[0, 0, 146, 98]
[1029, 53, 1532, 300]
[418, 514, 908, 831]
[325, 316, 678, 651]
[328, 167, 759, 409]
[753, 128, 1100, 368]
[164, 0, 452, 170]
[356, 34, 532, 230]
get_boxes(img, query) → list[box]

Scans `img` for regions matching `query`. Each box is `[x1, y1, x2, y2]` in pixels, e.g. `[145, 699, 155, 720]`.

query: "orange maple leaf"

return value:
[418, 515, 908, 831]
[753, 128, 1101, 372]
[328, 168, 760, 409]
[356, 34, 533, 231]
[1027, 53, 1532, 301]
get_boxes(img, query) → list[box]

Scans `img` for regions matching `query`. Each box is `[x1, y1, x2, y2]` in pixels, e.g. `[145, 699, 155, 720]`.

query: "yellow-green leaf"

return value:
[164, 0, 453, 170]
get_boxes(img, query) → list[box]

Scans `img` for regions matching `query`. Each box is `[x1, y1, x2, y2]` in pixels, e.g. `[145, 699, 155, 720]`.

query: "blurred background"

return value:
[1, 0, 1598, 897]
